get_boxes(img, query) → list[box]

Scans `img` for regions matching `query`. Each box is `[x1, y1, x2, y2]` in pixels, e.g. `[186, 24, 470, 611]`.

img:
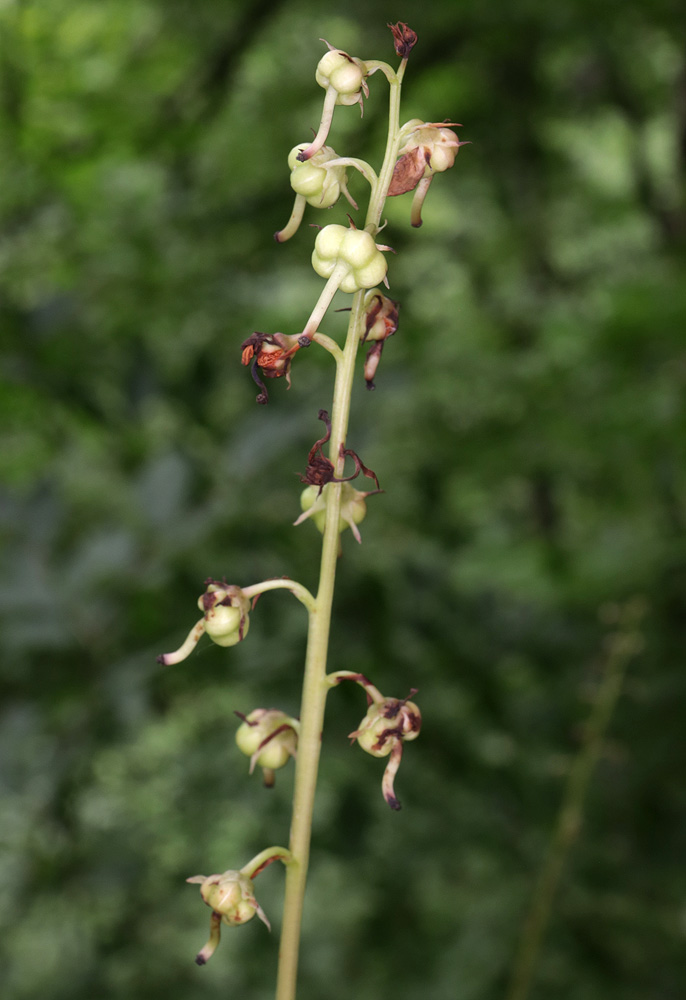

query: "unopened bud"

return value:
[186, 867, 271, 964]
[288, 144, 351, 209]
[315, 47, 368, 106]
[200, 582, 251, 647]
[388, 22, 418, 59]
[312, 223, 388, 293]
[235, 708, 298, 786]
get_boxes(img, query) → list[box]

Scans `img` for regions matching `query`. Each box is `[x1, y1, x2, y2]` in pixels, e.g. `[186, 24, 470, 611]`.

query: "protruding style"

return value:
[157, 580, 251, 666]
[349, 691, 421, 809]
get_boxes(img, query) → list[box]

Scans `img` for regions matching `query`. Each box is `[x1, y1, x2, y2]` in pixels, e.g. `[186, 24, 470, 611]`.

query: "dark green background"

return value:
[1, 1, 685, 997]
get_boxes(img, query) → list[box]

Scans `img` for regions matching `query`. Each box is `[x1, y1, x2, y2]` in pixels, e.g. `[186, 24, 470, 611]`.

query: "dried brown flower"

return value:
[388, 22, 418, 59]
[299, 409, 380, 494]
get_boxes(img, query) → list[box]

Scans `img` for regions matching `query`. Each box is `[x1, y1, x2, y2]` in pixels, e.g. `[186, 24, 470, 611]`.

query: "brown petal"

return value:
[388, 146, 431, 196]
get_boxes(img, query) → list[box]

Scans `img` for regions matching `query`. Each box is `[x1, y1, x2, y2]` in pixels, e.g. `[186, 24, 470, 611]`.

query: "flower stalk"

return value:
[158, 21, 464, 999]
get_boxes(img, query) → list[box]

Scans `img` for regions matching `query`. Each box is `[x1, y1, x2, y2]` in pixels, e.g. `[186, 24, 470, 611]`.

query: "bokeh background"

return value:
[1, 1, 685, 998]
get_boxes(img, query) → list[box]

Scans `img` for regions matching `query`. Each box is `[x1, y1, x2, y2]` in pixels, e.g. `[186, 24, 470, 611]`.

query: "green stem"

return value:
[241, 578, 316, 614]
[274, 61, 406, 1000]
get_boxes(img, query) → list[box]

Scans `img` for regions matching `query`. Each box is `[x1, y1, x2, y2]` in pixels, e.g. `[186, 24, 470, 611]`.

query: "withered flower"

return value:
[299, 409, 380, 495]
[241, 331, 307, 404]
[360, 290, 399, 390]
[388, 22, 418, 59]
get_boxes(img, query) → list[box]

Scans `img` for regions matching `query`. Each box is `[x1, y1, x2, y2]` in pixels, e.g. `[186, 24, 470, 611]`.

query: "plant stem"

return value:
[274, 64, 407, 1000]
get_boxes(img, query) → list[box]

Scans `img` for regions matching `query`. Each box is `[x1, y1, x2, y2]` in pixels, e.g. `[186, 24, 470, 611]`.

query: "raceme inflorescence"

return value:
[157, 22, 465, 1000]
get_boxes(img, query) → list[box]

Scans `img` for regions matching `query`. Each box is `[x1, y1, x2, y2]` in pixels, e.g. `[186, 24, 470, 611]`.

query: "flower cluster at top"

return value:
[238, 22, 466, 407]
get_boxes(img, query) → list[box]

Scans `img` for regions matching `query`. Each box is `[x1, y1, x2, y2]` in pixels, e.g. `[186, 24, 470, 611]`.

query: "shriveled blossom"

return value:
[387, 21, 418, 58]
[360, 289, 399, 389]
[241, 331, 308, 404]
[298, 409, 380, 495]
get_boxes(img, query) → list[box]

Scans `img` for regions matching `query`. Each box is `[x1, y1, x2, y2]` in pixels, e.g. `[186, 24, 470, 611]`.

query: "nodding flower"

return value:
[275, 144, 358, 243]
[360, 289, 399, 390]
[297, 42, 370, 162]
[157, 580, 251, 666]
[187, 848, 290, 965]
[349, 690, 421, 810]
[389, 119, 469, 227]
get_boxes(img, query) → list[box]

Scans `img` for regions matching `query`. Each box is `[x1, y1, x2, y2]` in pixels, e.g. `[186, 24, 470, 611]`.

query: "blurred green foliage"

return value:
[1, 1, 685, 998]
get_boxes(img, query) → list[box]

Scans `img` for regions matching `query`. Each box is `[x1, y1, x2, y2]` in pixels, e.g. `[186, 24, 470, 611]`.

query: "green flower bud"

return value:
[396, 120, 463, 174]
[235, 708, 298, 786]
[199, 582, 251, 648]
[295, 482, 374, 544]
[360, 290, 399, 389]
[389, 120, 467, 227]
[196, 870, 262, 927]
[186, 866, 272, 964]
[287, 144, 350, 209]
[315, 48, 368, 106]
[311, 224, 388, 293]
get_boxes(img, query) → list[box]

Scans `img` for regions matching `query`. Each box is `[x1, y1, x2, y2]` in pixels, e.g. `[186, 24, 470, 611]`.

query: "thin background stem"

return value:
[505, 600, 645, 1000]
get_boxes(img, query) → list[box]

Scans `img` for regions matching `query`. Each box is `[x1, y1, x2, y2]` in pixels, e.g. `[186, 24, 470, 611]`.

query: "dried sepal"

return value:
[298, 409, 380, 496]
